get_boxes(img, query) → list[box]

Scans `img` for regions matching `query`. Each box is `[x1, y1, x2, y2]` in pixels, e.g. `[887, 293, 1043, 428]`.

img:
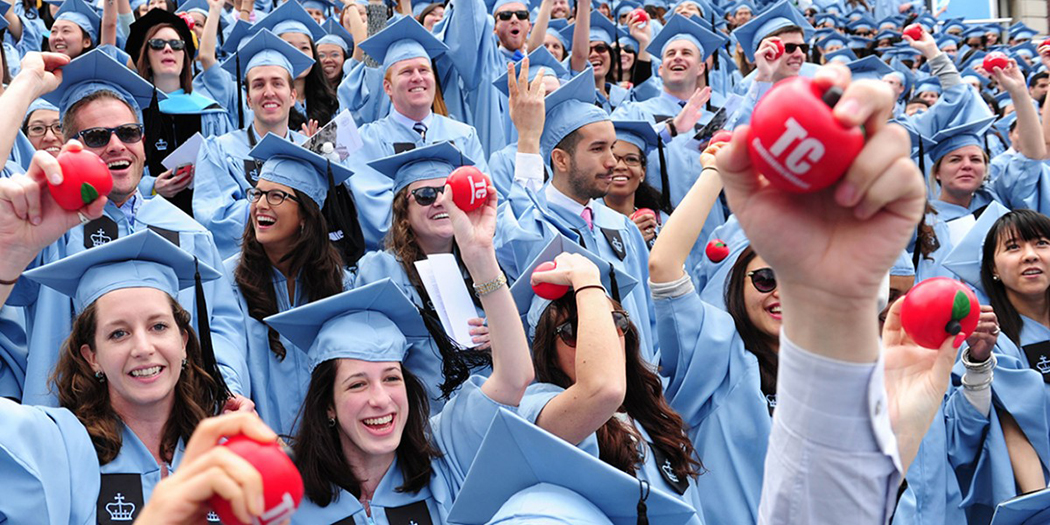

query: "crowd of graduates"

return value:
[1, 0, 1050, 522]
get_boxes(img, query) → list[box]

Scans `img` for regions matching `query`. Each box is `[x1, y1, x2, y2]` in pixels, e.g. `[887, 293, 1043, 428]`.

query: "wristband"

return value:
[573, 284, 607, 296]
[667, 120, 678, 138]
[473, 272, 507, 297]
[0, 275, 18, 285]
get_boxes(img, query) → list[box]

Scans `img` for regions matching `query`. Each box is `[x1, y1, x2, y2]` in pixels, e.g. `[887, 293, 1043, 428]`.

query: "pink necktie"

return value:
[580, 207, 593, 231]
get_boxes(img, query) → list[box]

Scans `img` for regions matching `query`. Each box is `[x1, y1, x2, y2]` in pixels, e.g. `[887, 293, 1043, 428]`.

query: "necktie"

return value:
[581, 207, 594, 231]
[678, 100, 687, 108]
[413, 122, 427, 141]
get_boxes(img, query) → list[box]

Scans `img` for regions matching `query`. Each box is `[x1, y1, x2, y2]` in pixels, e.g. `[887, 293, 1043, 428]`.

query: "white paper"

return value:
[303, 109, 364, 162]
[414, 254, 479, 348]
[160, 132, 205, 171]
[946, 213, 977, 246]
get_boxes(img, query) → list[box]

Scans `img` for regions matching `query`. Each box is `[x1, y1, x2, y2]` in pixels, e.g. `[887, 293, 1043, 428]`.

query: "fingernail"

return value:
[953, 333, 965, 349]
[48, 171, 63, 185]
[256, 494, 266, 516]
[835, 99, 860, 120]
[835, 180, 857, 206]
[32, 216, 41, 225]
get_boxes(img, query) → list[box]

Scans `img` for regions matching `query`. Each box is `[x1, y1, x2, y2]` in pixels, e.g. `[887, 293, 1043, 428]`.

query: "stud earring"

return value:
[327, 417, 336, 428]
[95, 370, 106, 383]
[992, 274, 1000, 281]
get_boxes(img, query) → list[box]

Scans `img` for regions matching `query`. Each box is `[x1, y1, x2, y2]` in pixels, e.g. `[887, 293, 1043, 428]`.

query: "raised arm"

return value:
[100, 0, 117, 47]
[342, 4, 367, 63]
[568, 4, 589, 74]
[527, 0, 552, 56]
[991, 58, 1046, 160]
[198, 0, 226, 72]
[0, 53, 67, 172]
[648, 141, 725, 283]
[439, 182, 534, 407]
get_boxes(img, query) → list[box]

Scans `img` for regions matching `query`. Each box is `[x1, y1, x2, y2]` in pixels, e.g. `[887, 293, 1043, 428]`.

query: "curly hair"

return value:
[235, 187, 345, 360]
[532, 294, 702, 482]
[51, 294, 224, 465]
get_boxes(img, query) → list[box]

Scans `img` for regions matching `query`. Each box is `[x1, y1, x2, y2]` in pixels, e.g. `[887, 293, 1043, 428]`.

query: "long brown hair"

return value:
[724, 246, 778, 398]
[532, 294, 702, 482]
[235, 188, 345, 360]
[292, 360, 439, 506]
[980, 209, 1050, 346]
[51, 295, 224, 465]
[135, 23, 194, 93]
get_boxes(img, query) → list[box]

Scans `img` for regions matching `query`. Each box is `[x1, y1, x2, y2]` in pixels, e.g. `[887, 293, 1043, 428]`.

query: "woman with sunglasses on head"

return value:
[516, 241, 706, 522]
[124, 8, 230, 216]
[274, 177, 534, 525]
[354, 143, 494, 414]
[227, 136, 354, 437]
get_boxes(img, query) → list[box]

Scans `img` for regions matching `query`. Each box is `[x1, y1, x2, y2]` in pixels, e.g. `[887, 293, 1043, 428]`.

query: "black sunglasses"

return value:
[555, 310, 631, 348]
[496, 10, 529, 21]
[747, 268, 777, 293]
[76, 124, 144, 148]
[410, 185, 445, 206]
[148, 38, 186, 51]
[784, 43, 810, 54]
[590, 43, 611, 54]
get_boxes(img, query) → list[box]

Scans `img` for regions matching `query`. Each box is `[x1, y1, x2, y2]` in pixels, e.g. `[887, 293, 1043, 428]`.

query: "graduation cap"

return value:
[538, 69, 609, 163]
[914, 76, 941, 95]
[566, 8, 627, 45]
[962, 25, 987, 40]
[941, 19, 965, 35]
[612, 119, 659, 154]
[248, 133, 354, 206]
[220, 28, 314, 79]
[546, 26, 572, 54]
[958, 67, 991, 90]
[845, 55, 893, 81]
[612, 0, 641, 20]
[993, 112, 1017, 149]
[300, 0, 340, 16]
[989, 487, 1050, 524]
[940, 201, 1010, 296]
[823, 46, 856, 63]
[446, 409, 699, 525]
[265, 279, 428, 370]
[124, 8, 196, 65]
[846, 15, 875, 33]
[936, 34, 961, 49]
[25, 98, 59, 120]
[1011, 41, 1038, 60]
[847, 35, 872, 49]
[44, 48, 165, 121]
[888, 62, 915, 98]
[1010, 26, 1038, 42]
[53, 0, 101, 44]
[357, 15, 448, 71]
[844, 6, 866, 21]
[491, 0, 540, 14]
[994, 90, 1015, 110]
[368, 141, 476, 195]
[813, 13, 842, 28]
[873, 29, 899, 43]
[251, 0, 326, 41]
[811, 0, 843, 15]
[176, 0, 210, 16]
[22, 229, 220, 313]
[219, 18, 255, 55]
[734, 0, 814, 61]
[509, 233, 638, 335]
[876, 15, 900, 30]
[22, 229, 231, 404]
[912, 84, 996, 164]
[493, 45, 570, 96]
[648, 14, 725, 61]
[317, 17, 354, 52]
[728, 0, 754, 16]
[914, 14, 936, 31]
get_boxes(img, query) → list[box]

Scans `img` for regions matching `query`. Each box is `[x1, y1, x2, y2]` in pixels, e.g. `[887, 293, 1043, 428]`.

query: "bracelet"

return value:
[472, 272, 507, 297]
[961, 348, 997, 373]
[667, 120, 678, 138]
[0, 275, 17, 286]
[961, 369, 993, 391]
[573, 284, 606, 296]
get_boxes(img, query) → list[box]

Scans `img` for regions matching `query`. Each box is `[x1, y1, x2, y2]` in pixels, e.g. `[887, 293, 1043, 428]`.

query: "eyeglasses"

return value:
[590, 43, 611, 54]
[247, 187, 300, 206]
[496, 10, 529, 21]
[783, 43, 810, 54]
[410, 185, 445, 206]
[555, 310, 631, 348]
[148, 38, 186, 50]
[614, 154, 644, 167]
[26, 122, 61, 137]
[75, 124, 144, 148]
[747, 267, 777, 293]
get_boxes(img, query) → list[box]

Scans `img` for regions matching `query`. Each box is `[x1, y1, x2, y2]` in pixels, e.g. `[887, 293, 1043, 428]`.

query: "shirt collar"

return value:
[660, 90, 688, 106]
[117, 190, 142, 226]
[545, 183, 594, 218]
[390, 108, 434, 132]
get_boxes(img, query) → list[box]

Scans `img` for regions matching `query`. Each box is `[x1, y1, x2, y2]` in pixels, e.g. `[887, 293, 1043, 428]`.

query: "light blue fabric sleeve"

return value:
[516, 382, 601, 458]
[337, 60, 390, 126]
[11, 14, 41, 70]
[191, 135, 251, 260]
[192, 64, 247, 128]
[0, 399, 100, 525]
[0, 306, 26, 401]
[988, 154, 1050, 216]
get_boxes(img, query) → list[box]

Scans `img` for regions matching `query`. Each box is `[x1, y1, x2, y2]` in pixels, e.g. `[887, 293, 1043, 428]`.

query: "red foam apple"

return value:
[710, 130, 733, 144]
[630, 7, 649, 23]
[630, 208, 655, 220]
[50, 147, 113, 211]
[532, 261, 570, 300]
[899, 277, 980, 349]
[767, 39, 785, 60]
[982, 51, 1009, 72]
[447, 166, 491, 213]
[210, 435, 304, 525]
[705, 239, 729, 263]
[1040, 38, 1050, 50]
[903, 23, 924, 41]
[747, 76, 864, 193]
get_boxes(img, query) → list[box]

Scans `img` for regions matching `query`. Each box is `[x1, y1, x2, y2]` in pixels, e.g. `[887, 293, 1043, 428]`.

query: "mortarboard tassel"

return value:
[636, 479, 650, 525]
[195, 257, 231, 413]
[917, 134, 926, 177]
[321, 159, 367, 267]
[608, 263, 621, 304]
[655, 135, 672, 212]
[235, 53, 245, 129]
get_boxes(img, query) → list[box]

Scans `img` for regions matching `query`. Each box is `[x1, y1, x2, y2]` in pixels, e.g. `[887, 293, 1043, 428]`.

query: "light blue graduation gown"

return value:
[349, 111, 491, 251]
[653, 285, 770, 525]
[989, 149, 1018, 183]
[223, 255, 354, 436]
[291, 376, 513, 524]
[192, 64, 252, 130]
[494, 182, 658, 361]
[915, 192, 996, 282]
[353, 250, 490, 414]
[192, 126, 306, 260]
[0, 306, 26, 401]
[337, 59, 391, 126]
[0, 399, 195, 524]
[517, 385, 705, 525]
[6, 196, 250, 406]
[158, 89, 235, 137]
